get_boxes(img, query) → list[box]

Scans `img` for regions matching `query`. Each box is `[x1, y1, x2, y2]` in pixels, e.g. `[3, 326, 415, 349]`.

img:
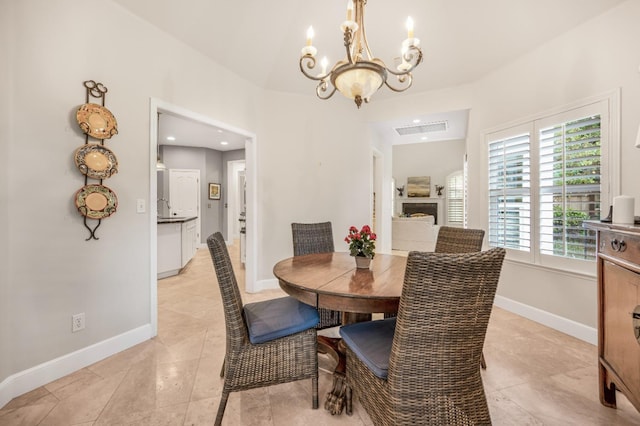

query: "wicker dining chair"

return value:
[340, 248, 505, 425]
[434, 226, 485, 254]
[291, 222, 342, 329]
[206, 232, 319, 426]
[434, 226, 488, 369]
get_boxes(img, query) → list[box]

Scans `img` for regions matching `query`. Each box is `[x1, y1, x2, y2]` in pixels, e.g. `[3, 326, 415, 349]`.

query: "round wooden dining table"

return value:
[273, 252, 407, 415]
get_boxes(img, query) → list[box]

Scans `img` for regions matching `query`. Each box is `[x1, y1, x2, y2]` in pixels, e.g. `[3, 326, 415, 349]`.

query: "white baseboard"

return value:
[0, 324, 152, 409]
[494, 295, 597, 345]
[252, 278, 280, 293]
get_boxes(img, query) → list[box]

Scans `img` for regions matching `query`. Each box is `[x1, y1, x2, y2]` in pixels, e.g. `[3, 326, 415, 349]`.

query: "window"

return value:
[486, 95, 616, 273]
[538, 115, 601, 261]
[446, 170, 464, 226]
[488, 131, 531, 252]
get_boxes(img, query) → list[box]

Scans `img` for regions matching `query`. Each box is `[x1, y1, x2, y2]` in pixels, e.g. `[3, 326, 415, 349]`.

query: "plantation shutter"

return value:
[538, 115, 600, 260]
[446, 171, 464, 225]
[488, 133, 531, 251]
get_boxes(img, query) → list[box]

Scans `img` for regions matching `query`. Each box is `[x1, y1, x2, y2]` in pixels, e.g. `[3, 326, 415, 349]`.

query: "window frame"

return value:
[487, 123, 533, 264]
[484, 90, 619, 275]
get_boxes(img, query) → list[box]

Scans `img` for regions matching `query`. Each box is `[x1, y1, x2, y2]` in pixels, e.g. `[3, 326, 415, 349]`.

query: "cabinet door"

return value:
[181, 221, 197, 267]
[158, 223, 182, 275]
[603, 260, 640, 398]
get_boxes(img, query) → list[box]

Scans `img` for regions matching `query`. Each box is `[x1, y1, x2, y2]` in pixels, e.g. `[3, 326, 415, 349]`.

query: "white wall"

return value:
[370, 131, 393, 253]
[1, 0, 262, 402]
[254, 90, 372, 281]
[0, 0, 12, 384]
[392, 139, 466, 216]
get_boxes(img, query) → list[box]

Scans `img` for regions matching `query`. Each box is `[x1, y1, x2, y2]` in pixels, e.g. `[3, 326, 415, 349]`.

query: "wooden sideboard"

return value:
[585, 221, 640, 413]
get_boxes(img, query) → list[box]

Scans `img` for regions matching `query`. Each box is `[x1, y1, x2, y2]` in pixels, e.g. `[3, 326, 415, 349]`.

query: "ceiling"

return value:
[126, 0, 624, 150]
[157, 111, 247, 151]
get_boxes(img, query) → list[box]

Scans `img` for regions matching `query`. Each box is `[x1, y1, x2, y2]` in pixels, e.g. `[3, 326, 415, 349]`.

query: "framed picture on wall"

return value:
[407, 176, 431, 197]
[209, 183, 221, 200]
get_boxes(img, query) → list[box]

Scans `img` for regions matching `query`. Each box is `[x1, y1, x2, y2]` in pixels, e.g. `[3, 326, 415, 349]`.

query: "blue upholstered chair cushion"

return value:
[243, 296, 320, 344]
[339, 317, 396, 379]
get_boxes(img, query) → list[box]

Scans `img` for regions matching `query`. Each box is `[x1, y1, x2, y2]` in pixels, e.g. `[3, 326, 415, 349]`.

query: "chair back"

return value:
[291, 221, 342, 329]
[434, 226, 484, 253]
[206, 232, 249, 347]
[389, 248, 505, 420]
[292, 222, 335, 256]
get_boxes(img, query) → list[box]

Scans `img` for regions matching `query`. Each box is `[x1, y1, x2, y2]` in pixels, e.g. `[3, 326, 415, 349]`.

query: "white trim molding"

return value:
[494, 295, 597, 345]
[253, 278, 280, 293]
[0, 325, 152, 409]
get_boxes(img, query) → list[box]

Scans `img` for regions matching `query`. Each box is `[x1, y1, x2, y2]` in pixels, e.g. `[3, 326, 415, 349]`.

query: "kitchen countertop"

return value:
[157, 216, 197, 224]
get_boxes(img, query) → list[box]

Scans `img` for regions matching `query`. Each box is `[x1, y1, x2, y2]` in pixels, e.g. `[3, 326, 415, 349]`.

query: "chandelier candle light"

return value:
[300, 0, 423, 108]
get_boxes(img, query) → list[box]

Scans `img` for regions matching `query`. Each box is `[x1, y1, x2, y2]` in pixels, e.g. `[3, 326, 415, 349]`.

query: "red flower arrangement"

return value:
[345, 225, 377, 258]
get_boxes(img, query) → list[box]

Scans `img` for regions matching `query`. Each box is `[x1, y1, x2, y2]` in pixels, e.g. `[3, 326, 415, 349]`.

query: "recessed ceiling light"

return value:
[217, 129, 223, 133]
[413, 119, 421, 124]
[220, 141, 229, 145]
[421, 136, 428, 141]
[166, 136, 176, 141]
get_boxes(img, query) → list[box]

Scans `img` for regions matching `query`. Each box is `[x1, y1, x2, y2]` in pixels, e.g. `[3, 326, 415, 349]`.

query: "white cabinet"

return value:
[158, 223, 182, 278]
[181, 219, 197, 267]
[158, 217, 197, 279]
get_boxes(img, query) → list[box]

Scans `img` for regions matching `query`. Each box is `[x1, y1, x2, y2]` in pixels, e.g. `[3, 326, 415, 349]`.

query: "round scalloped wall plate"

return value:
[76, 103, 118, 139]
[75, 184, 118, 219]
[74, 143, 118, 179]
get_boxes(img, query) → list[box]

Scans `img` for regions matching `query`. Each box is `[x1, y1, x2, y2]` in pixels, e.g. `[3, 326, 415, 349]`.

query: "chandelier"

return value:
[300, 0, 423, 108]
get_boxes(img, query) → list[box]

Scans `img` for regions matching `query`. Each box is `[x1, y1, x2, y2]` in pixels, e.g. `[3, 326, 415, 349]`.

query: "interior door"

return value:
[169, 169, 201, 242]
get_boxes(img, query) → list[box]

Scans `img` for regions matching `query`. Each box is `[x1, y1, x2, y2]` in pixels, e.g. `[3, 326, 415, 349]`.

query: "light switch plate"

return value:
[136, 199, 146, 213]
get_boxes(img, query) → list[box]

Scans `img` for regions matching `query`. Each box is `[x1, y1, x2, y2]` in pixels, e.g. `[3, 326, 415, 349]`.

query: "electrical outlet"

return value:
[72, 313, 85, 333]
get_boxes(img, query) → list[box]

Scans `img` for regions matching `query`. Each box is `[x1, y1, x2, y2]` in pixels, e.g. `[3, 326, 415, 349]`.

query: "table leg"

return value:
[318, 336, 347, 415]
[318, 312, 371, 416]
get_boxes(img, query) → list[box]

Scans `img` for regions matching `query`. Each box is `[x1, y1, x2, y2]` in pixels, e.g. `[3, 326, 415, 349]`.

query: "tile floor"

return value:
[2, 242, 640, 425]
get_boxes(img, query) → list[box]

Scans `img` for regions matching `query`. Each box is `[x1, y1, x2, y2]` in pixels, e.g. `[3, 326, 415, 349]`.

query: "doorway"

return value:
[227, 160, 246, 244]
[148, 98, 258, 336]
[169, 169, 201, 242]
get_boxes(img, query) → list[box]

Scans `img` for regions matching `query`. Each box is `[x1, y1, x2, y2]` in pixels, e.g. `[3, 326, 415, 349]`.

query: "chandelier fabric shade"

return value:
[300, 0, 423, 108]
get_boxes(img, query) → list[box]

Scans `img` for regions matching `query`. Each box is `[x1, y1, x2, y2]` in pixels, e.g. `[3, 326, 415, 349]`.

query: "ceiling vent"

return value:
[395, 120, 448, 136]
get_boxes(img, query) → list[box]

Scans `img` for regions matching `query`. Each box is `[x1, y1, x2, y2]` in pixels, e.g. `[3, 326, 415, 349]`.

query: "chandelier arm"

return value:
[316, 80, 338, 100]
[386, 46, 423, 77]
[386, 67, 411, 77]
[300, 55, 330, 81]
[383, 73, 414, 93]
